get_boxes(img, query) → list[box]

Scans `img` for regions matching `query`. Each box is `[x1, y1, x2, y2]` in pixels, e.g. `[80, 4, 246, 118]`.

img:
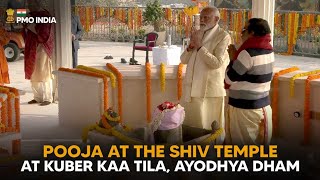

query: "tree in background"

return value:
[143, 0, 165, 31]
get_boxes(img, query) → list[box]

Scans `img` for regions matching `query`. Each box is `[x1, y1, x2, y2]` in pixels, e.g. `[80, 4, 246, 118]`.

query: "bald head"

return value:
[200, 6, 220, 31]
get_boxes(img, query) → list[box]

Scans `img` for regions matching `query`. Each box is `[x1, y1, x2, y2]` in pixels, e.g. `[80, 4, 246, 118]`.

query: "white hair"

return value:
[202, 6, 220, 21]
[211, 6, 221, 19]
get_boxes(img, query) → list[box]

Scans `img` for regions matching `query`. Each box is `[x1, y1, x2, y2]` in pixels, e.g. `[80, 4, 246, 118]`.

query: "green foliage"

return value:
[142, 0, 165, 31]
[137, 28, 146, 36]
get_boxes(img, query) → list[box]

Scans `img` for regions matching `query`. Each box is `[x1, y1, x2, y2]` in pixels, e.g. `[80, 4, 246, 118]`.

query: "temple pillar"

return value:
[252, 0, 275, 45]
[53, 0, 72, 100]
[53, 0, 72, 69]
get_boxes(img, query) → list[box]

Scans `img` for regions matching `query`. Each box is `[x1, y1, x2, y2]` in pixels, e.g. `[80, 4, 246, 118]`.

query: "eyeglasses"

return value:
[241, 28, 247, 34]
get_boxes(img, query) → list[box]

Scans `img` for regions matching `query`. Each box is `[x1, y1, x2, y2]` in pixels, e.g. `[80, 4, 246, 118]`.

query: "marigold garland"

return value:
[104, 111, 120, 122]
[299, 14, 308, 34]
[101, 115, 142, 144]
[0, 86, 19, 96]
[287, 12, 299, 55]
[177, 63, 184, 101]
[76, 65, 116, 88]
[0, 88, 9, 133]
[201, 128, 223, 145]
[1, 85, 21, 132]
[0, 101, 4, 133]
[59, 67, 108, 111]
[0, 97, 7, 133]
[290, 69, 320, 97]
[303, 74, 320, 145]
[272, 66, 299, 137]
[160, 63, 166, 92]
[6, 92, 14, 132]
[146, 62, 152, 123]
[106, 63, 123, 123]
[1, 86, 20, 132]
[14, 94, 20, 132]
[85, 6, 90, 32]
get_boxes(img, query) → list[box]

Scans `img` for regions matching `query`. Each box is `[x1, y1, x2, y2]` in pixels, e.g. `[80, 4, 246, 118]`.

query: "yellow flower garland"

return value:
[303, 74, 320, 145]
[104, 111, 120, 122]
[82, 124, 97, 143]
[106, 63, 123, 123]
[287, 12, 299, 55]
[85, 6, 90, 32]
[201, 128, 223, 145]
[272, 66, 299, 137]
[177, 63, 184, 101]
[160, 63, 166, 92]
[77, 65, 116, 88]
[290, 69, 320, 97]
[317, 15, 320, 26]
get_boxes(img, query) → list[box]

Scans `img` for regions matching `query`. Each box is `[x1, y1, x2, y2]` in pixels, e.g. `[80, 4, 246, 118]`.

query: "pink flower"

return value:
[157, 101, 176, 111]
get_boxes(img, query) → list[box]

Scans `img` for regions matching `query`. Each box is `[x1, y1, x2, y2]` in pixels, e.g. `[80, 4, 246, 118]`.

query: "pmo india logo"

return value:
[6, 8, 56, 24]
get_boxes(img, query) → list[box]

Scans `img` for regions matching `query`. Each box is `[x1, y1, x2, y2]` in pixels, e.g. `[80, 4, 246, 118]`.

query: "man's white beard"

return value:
[201, 24, 214, 31]
[200, 24, 208, 31]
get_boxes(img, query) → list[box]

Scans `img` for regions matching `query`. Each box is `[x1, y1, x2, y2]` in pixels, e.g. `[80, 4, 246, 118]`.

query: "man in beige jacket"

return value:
[180, 6, 230, 132]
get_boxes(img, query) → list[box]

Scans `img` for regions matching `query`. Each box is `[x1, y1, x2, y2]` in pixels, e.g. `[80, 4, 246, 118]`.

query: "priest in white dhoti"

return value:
[180, 7, 231, 133]
[24, 0, 54, 106]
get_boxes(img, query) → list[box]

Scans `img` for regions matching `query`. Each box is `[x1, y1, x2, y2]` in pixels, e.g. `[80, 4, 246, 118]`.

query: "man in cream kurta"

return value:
[24, 0, 54, 106]
[180, 7, 230, 132]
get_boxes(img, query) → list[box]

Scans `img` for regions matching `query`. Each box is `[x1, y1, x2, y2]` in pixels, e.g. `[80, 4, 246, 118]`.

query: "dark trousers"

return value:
[72, 46, 78, 68]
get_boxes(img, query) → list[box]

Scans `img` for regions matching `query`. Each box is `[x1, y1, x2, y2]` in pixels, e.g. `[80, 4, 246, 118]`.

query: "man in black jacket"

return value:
[71, 10, 84, 68]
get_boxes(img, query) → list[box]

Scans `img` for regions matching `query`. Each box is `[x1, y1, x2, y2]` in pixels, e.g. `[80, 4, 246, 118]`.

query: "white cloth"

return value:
[31, 80, 53, 102]
[181, 97, 225, 131]
[152, 46, 181, 65]
[225, 105, 273, 145]
[30, 44, 53, 102]
[151, 105, 185, 132]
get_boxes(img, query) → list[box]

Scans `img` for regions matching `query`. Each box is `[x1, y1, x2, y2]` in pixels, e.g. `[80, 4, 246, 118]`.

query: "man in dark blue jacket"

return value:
[71, 11, 84, 68]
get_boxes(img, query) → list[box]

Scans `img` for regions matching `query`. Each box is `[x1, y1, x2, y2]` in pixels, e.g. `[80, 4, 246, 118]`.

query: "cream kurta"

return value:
[30, 44, 53, 102]
[180, 25, 231, 130]
[31, 44, 53, 82]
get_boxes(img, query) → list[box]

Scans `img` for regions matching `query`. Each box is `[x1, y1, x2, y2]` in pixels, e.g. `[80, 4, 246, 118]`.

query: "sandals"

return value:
[40, 101, 51, 106]
[104, 55, 113, 59]
[121, 58, 127, 63]
[28, 99, 38, 104]
[129, 58, 140, 65]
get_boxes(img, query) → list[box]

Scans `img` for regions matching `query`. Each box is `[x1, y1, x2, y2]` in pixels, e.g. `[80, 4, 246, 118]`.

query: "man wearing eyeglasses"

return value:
[180, 6, 231, 138]
[225, 18, 274, 145]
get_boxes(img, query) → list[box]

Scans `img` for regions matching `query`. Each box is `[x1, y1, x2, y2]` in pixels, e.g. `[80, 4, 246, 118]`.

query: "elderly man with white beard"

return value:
[180, 6, 231, 139]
